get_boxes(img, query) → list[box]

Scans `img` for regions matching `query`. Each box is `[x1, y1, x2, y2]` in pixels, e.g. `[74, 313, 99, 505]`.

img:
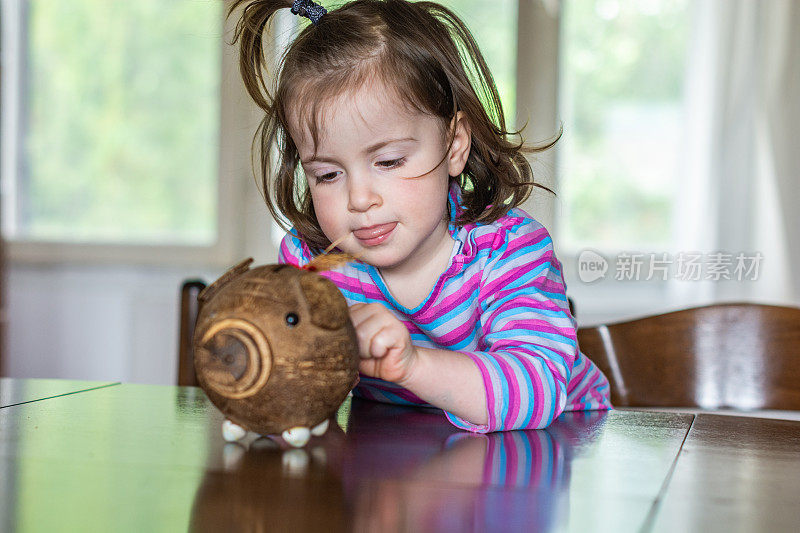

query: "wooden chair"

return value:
[577, 303, 800, 410]
[177, 279, 206, 386]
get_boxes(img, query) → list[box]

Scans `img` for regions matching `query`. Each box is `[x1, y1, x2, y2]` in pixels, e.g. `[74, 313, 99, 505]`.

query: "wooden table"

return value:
[1, 379, 799, 532]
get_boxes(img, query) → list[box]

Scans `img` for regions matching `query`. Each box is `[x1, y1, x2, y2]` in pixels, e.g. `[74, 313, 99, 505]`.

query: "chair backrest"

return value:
[577, 303, 800, 410]
[177, 279, 207, 386]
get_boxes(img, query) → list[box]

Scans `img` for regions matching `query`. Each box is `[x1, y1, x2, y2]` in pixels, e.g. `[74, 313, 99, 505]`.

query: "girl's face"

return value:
[288, 80, 471, 278]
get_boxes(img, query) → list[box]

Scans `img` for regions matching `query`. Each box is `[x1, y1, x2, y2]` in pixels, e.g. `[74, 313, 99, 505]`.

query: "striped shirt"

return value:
[278, 181, 611, 433]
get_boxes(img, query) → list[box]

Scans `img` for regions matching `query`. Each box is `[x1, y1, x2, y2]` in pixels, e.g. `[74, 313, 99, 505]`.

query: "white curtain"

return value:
[670, 0, 800, 308]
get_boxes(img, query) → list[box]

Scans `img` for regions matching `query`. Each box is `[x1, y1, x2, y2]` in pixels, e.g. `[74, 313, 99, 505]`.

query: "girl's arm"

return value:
[350, 219, 609, 433]
[397, 345, 488, 425]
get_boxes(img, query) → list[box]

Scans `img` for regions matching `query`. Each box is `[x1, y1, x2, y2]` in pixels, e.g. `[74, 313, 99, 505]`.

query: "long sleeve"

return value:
[442, 219, 593, 432]
[276, 219, 611, 433]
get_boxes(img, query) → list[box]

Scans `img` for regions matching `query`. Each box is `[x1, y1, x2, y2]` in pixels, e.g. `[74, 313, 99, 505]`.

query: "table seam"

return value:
[0, 382, 122, 409]
[638, 413, 696, 533]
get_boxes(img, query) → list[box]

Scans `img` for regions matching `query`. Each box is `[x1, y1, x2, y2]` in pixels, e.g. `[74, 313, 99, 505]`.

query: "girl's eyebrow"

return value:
[301, 137, 418, 165]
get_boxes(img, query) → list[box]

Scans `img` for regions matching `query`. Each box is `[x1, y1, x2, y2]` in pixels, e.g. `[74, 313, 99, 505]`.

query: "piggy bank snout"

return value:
[204, 332, 248, 380]
[196, 318, 272, 400]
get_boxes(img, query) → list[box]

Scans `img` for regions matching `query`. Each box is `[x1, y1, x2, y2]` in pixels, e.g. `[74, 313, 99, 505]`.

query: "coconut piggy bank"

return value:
[193, 257, 360, 447]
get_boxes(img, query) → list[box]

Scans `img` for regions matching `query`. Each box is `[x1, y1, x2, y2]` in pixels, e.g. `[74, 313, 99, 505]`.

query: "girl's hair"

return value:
[228, 0, 559, 254]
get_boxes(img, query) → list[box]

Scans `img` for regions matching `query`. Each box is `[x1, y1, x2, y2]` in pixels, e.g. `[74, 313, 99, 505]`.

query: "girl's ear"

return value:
[446, 111, 472, 177]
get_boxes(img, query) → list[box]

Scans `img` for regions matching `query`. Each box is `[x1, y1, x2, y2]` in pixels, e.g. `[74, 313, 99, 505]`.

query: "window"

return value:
[558, 0, 692, 253]
[2, 0, 235, 261]
[442, 0, 518, 119]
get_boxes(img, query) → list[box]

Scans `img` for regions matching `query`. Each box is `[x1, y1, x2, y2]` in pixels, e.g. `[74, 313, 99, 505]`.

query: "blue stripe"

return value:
[494, 305, 572, 320]
[486, 289, 568, 315]
[498, 236, 553, 265]
[496, 435, 507, 485]
[504, 352, 535, 430]
[483, 343, 573, 370]
[354, 384, 419, 405]
[336, 287, 370, 303]
[422, 287, 479, 328]
[486, 328, 577, 349]
[485, 262, 551, 294]
[367, 265, 431, 315]
[520, 433, 533, 486]
[474, 352, 508, 430]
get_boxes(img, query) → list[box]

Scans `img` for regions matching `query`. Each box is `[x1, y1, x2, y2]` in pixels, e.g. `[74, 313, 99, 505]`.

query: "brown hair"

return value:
[228, 0, 559, 255]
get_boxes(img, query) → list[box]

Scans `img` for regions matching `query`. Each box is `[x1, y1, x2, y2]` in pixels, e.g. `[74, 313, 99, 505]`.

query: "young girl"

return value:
[229, 0, 611, 433]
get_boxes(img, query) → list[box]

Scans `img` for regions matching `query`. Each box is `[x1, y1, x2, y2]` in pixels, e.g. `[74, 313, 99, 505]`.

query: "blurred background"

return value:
[1, 0, 798, 384]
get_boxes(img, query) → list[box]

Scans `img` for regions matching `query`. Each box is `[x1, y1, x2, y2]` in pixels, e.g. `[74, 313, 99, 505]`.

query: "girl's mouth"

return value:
[353, 222, 397, 246]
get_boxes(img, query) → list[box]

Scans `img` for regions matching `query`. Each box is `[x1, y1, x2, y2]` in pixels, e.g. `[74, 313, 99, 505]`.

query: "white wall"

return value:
[5, 264, 216, 384]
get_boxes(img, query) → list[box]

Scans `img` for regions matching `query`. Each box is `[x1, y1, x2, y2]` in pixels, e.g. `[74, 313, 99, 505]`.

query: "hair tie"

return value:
[291, 0, 327, 25]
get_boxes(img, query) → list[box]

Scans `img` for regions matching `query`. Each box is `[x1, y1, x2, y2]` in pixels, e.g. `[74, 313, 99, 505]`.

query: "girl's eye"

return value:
[314, 171, 339, 184]
[377, 157, 405, 169]
[313, 158, 405, 183]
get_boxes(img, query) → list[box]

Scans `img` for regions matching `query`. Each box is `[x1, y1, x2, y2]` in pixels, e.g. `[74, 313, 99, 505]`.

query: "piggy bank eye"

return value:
[285, 313, 299, 327]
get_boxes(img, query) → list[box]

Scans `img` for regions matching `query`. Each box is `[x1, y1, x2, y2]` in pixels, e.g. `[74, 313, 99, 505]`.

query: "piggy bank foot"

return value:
[282, 427, 311, 448]
[311, 419, 329, 437]
[222, 419, 247, 442]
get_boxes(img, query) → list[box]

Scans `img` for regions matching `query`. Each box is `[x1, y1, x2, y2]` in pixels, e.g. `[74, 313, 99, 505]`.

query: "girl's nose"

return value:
[347, 172, 382, 213]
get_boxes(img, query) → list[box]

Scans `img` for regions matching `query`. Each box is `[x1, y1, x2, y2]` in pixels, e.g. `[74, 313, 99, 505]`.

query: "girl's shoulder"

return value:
[455, 206, 555, 262]
[277, 228, 313, 267]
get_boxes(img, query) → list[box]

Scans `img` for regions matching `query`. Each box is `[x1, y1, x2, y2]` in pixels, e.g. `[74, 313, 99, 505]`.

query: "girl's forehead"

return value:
[287, 81, 436, 151]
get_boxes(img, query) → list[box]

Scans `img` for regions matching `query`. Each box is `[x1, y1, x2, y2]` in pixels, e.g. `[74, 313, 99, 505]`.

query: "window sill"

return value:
[6, 239, 243, 268]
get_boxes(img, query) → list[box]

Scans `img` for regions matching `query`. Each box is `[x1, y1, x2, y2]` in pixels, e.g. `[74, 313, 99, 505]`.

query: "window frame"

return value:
[1, 0, 264, 267]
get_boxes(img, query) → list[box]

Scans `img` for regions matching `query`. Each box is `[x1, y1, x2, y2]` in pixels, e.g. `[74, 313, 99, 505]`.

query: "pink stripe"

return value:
[513, 351, 547, 427]
[321, 272, 383, 299]
[481, 255, 552, 297]
[588, 386, 605, 407]
[494, 278, 568, 302]
[470, 216, 533, 249]
[568, 369, 605, 403]
[495, 319, 578, 340]
[505, 432, 520, 485]
[538, 277, 567, 294]
[279, 240, 299, 266]
[490, 343, 571, 381]
[461, 351, 496, 430]
[543, 358, 569, 386]
[484, 435, 497, 484]
[473, 232, 499, 249]
[530, 433, 545, 482]
[567, 359, 591, 395]
[404, 322, 424, 335]
[484, 296, 566, 333]
[483, 223, 549, 256]
[435, 308, 483, 345]
[416, 271, 483, 322]
[361, 377, 429, 404]
[491, 352, 521, 429]
[502, 226, 550, 255]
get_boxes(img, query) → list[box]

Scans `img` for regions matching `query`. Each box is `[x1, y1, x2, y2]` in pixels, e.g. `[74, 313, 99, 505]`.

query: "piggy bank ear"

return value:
[199, 258, 254, 304]
[298, 274, 349, 330]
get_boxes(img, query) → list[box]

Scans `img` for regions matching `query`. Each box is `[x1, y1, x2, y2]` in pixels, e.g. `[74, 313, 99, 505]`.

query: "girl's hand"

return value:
[348, 302, 418, 385]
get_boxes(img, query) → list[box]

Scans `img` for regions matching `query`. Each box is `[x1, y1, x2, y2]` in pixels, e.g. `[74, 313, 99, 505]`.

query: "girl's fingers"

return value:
[353, 312, 389, 359]
[348, 302, 377, 328]
[368, 326, 398, 359]
[358, 357, 378, 376]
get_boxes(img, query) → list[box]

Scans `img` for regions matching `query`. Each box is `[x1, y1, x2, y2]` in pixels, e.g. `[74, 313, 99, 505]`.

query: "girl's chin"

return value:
[354, 249, 407, 270]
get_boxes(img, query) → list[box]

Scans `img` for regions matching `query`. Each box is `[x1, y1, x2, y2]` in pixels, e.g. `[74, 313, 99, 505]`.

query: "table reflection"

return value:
[190, 436, 349, 533]
[189, 398, 608, 532]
